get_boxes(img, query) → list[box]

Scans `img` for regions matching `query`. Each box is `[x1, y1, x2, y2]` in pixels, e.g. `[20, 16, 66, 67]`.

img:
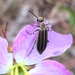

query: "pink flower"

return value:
[13, 21, 72, 65]
[0, 21, 72, 75]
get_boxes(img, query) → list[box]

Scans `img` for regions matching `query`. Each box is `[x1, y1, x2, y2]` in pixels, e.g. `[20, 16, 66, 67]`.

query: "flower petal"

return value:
[25, 23, 72, 65]
[13, 22, 40, 63]
[13, 21, 51, 65]
[13, 21, 72, 65]
[0, 37, 13, 74]
[0, 37, 8, 53]
[29, 60, 71, 75]
[0, 67, 10, 74]
[41, 30, 73, 59]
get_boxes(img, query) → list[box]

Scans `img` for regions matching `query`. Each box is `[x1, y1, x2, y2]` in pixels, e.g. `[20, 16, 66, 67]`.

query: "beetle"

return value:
[27, 10, 50, 55]
[36, 17, 48, 54]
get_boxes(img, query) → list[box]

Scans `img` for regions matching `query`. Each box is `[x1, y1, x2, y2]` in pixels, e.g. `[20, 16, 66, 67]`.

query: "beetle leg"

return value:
[27, 40, 36, 56]
[46, 23, 50, 26]
[47, 26, 52, 31]
[47, 40, 49, 42]
[26, 29, 39, 35]
[26, 30, 32, 35]
[35, 25, 40, 28]
[33, 29, 39, 34]
[47, 27, 49, 31]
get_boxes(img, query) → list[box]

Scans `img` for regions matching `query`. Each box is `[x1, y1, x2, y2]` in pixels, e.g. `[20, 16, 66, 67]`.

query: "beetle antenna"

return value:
[41, 6, 45, 17]
[41, 0, 47, 17]
[28, 10, 38, 18]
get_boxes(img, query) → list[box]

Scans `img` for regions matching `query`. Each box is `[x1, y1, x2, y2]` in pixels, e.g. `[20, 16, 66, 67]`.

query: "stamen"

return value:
[11, 67, 14, 75]
[15, 66, 19, 75]
[9, 62, 30, 75]
[21, 66, 30, 75]
[9, 65, 15, 75]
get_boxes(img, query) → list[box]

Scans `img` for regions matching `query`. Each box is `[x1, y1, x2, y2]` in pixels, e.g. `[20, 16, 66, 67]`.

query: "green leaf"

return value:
[69, 14, 75, 26]
[59, 6, 75, 26]
[59, 6, 75, 14]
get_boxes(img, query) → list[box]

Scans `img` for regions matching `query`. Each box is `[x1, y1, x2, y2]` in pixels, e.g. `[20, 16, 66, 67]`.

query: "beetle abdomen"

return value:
[37, 29, 48, 54]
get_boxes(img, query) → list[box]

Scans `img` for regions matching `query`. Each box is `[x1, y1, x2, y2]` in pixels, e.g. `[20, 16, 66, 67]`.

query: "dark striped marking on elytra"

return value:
[37, 23, 48, 54]
[26, 10, 50, 55]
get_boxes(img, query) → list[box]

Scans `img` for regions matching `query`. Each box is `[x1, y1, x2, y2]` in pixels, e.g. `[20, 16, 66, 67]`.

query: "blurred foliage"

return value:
[59, 6, 75, 26]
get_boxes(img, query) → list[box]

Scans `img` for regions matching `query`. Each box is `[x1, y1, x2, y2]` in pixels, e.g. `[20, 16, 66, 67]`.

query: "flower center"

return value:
[9, 62, 30, 75]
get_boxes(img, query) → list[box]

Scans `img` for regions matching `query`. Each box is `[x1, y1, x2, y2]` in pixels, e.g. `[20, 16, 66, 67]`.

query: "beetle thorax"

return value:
[40, 22, 46, 29]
